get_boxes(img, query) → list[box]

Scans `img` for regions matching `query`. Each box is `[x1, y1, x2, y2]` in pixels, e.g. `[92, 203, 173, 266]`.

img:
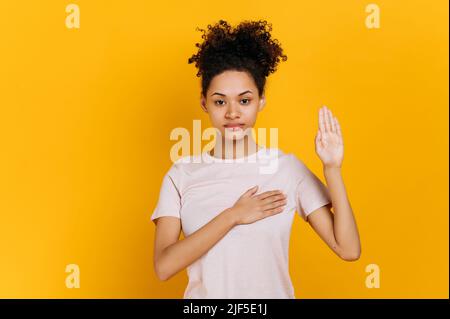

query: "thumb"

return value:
[242, 185, 258, 197]
[315, 130, 323, 148]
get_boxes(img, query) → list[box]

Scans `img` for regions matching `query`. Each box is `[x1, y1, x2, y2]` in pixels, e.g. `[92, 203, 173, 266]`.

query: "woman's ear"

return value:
[258, 95, 266, 111]
[200, 95, 208, 113]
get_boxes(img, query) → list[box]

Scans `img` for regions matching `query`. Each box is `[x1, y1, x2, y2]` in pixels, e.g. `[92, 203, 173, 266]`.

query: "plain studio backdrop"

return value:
[0, 0, 448, 298]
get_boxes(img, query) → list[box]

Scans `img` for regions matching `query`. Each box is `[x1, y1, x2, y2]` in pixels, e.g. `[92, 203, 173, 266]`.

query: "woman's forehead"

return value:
[208, 71, 257, 95]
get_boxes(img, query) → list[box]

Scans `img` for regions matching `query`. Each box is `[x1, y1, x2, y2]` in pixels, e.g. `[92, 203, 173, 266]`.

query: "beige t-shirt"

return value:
[150, 146, 331, 299]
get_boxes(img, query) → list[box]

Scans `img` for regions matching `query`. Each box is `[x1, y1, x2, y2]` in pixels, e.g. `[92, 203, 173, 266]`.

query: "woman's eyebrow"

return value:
[211, 90, 253, 97]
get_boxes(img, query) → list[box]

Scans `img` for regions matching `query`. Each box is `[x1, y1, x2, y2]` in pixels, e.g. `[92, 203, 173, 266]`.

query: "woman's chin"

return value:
[222, 126, 251, 140]
[223, 130, 245, 140]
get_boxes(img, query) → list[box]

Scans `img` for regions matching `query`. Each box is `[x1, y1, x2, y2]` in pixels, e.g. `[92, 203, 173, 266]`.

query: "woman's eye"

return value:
[214, 99, 250, 106]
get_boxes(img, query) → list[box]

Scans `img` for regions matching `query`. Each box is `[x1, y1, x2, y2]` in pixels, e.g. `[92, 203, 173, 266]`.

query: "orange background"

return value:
[0, 0, 448, 298]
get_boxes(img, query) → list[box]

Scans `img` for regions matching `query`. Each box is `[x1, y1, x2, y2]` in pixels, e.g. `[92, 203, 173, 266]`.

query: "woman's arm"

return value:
[153, 187, 287, 281]
[307, 167, 361, 261]
[306, 106, 361, 261]
[324, 166, 360, 259]
[153, 209, 235, 281]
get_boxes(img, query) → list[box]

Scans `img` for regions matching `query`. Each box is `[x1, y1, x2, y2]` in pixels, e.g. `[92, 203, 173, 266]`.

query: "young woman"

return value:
[151, 20, 361, 299]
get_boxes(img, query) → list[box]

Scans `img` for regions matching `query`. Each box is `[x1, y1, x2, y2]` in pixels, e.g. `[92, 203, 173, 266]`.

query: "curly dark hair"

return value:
[188, 19, 287, 97]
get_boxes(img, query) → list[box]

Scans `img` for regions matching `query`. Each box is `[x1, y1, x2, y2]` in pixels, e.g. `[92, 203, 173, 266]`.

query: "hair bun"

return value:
[188, 19, 287, 96]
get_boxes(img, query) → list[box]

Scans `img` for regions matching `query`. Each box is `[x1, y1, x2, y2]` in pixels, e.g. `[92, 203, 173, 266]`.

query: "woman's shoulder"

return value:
[164, 153, 207, 177]
[276, 150, 313, 177]
[266, 147, 300, 164]
[160, 155, 191, 178]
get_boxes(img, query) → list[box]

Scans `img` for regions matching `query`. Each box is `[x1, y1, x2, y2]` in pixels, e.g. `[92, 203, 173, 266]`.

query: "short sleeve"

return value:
[291, 155, 331, 222]
[150, 165, 182, 224]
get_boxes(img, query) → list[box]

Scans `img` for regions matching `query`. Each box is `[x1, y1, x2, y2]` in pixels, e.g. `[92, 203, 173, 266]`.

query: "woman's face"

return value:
[200, 70, 266, 141]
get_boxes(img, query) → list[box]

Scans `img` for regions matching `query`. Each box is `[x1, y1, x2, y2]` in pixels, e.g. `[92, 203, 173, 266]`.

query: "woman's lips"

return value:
[224, 124, 245, 131]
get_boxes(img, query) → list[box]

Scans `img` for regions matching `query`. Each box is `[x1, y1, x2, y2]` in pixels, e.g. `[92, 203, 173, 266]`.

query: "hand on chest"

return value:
[180, 171, 297, 237]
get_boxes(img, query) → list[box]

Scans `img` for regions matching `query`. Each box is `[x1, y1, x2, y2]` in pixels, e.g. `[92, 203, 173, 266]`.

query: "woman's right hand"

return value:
[227, 186, 287, 226]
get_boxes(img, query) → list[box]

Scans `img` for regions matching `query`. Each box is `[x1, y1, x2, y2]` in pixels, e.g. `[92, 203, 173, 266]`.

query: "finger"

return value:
[319, 107, 326, 134]
[327, 108, 336, 132]
[335, 117, 342, 138]
[255, 190, 283, 200]
[261, 193, 286, 205]
[335, 118, 344, 145]
[242, 185, 258, 197]
[325, 106, 334, 132]
[262, 206, 286, 218]
[316, 130, 323, 145]
[323, 106, 331, 132]
[263, 198, 287, 211]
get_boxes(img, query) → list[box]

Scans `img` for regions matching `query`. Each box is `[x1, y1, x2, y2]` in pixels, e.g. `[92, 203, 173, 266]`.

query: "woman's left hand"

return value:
[315, 105, 344, 169]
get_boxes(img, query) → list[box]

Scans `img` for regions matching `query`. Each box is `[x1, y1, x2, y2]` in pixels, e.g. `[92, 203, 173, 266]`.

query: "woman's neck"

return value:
[209, 135, 261, 160]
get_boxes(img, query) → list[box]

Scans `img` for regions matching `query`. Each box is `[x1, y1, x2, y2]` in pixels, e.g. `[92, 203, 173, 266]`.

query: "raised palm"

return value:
[315, 106, 344, 168]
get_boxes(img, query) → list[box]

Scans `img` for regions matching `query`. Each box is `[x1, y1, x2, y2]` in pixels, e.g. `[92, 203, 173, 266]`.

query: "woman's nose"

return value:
[225, 101, 241, 118]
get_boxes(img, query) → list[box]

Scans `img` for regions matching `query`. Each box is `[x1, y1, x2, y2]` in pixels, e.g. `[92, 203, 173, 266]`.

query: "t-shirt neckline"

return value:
[203, 146, 267, 163]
